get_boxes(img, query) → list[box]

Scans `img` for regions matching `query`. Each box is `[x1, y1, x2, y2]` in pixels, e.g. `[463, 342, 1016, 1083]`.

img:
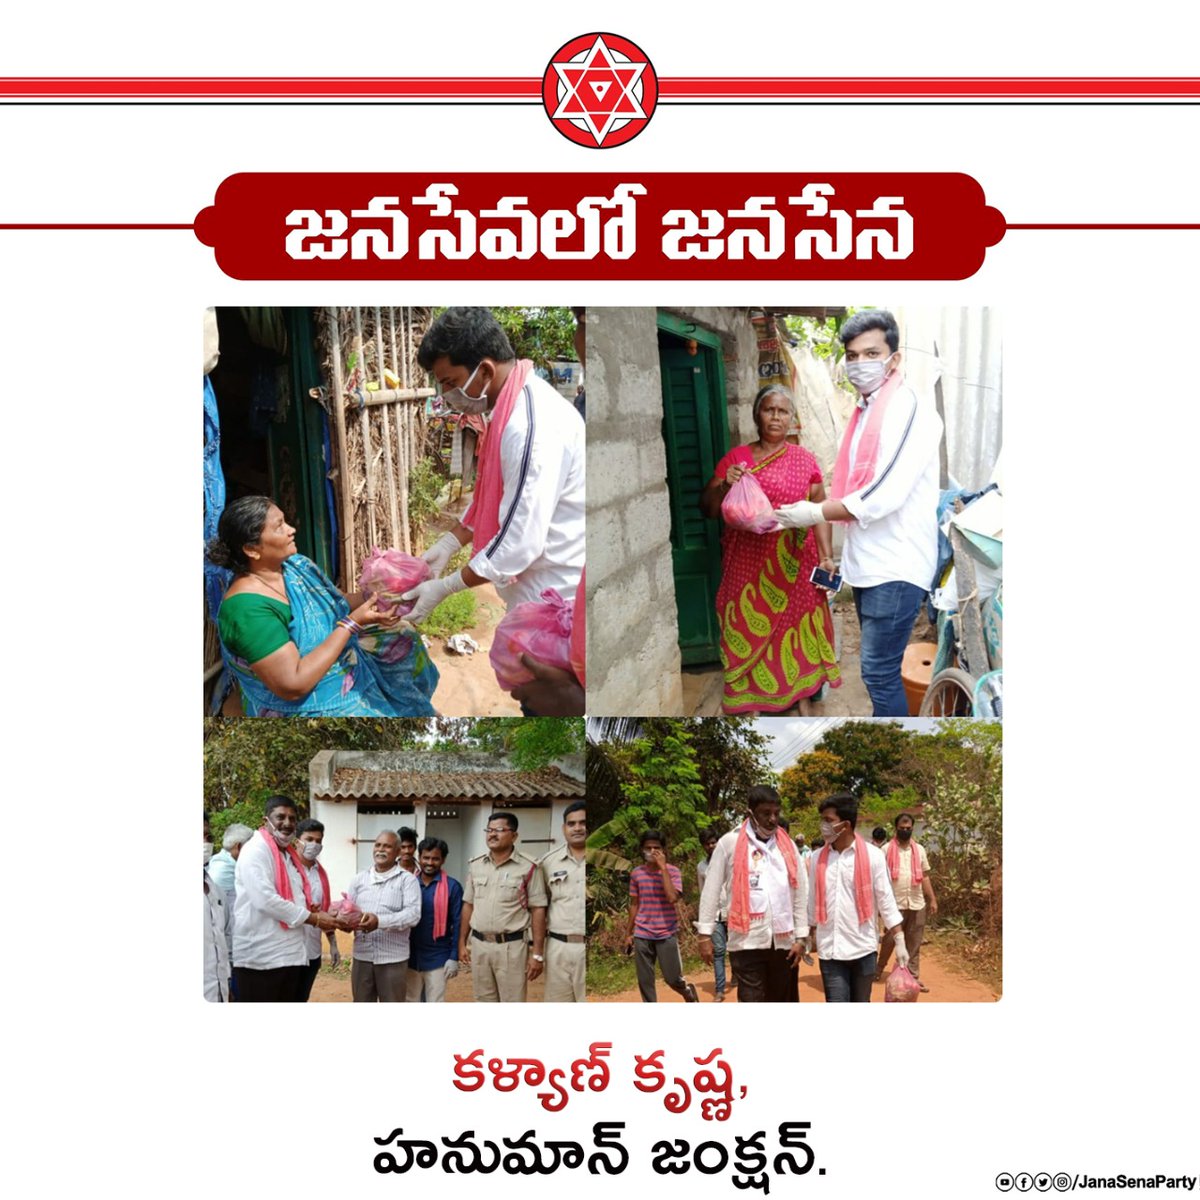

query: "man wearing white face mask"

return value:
[232, 796, 341, 1003]
[295, 818, 340, 1002]
[402, 309, 585, 673]
[808, 793, 906, 1002]
[773, 310, 942, 717]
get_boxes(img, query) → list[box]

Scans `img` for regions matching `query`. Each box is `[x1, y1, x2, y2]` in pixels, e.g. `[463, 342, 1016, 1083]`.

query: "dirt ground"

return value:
[589, 941, 998, 1003]
[422, 579, 521, 716]
[308, 932, 544, 1001]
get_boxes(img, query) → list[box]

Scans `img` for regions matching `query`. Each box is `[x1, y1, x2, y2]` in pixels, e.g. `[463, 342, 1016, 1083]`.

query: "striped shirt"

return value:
[630, 863, 683, 939]
[345, 864, 422, 965]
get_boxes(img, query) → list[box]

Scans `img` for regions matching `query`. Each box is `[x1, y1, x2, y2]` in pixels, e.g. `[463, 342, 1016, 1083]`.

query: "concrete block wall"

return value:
[586, 307, 684, 715]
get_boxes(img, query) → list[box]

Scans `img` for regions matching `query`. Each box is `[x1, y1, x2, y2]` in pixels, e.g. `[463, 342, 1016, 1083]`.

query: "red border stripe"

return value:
[2, 76, 1200, 100]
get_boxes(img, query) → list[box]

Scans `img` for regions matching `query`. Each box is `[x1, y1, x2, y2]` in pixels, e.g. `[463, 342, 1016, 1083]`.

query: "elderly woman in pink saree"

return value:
[700, 385, 841, 715]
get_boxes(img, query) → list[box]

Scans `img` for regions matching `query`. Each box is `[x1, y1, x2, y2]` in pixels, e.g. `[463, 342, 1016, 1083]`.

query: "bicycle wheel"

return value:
[919, 667, 976, 717]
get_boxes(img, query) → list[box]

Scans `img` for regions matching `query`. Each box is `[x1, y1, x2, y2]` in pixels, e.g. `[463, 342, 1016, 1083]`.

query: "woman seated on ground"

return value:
[207, 496, 438, 716]
[700, 384, 840, 716]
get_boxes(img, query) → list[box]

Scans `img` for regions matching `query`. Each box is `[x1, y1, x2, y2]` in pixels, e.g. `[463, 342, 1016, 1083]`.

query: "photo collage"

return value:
[203, 303, 1002, 1005]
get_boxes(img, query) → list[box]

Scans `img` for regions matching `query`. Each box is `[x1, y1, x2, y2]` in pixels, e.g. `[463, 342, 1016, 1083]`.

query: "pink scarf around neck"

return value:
[259, 826, 328, 930]
[431, 871, 450, 941]
[886, 838, 923, 884]
[814, 834, 874, 927]
[462, 358, 535, 552]
[728, 819, 799, 935]
[830, 369, 904, 505]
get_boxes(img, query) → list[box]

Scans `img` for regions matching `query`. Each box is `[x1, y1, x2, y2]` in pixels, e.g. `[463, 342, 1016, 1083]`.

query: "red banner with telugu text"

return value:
[193, 172, 1005, 281]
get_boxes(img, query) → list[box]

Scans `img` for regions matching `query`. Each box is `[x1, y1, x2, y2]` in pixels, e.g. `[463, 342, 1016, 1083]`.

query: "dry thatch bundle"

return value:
[316, 306, 434, 587]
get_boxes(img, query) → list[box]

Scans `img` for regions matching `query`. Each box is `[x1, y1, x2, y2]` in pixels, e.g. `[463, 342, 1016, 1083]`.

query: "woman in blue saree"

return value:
[207, 496, 438, 717]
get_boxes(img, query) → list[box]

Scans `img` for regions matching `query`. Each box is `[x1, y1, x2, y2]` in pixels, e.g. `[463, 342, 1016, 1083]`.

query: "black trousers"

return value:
[232, 965, 307, 1002]
[729, 948, 794, 1003]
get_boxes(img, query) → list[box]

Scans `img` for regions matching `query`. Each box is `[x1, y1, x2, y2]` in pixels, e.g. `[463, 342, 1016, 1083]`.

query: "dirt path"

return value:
[308, 934, 545, 1002]
[589, 942, 998, 1003]
[423, 580, 521, 716]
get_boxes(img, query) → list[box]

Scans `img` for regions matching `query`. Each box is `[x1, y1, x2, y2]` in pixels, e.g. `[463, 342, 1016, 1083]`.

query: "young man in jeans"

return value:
[808, 794, 908, 1002]
[773, 309, 943, 717]
[626, 831, 699, 1003]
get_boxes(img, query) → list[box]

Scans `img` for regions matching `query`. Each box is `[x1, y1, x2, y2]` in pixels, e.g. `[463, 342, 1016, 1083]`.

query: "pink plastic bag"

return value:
[358, 548, 432, 616]
[489, 588, 574, 692]
[333, 892, 361, 928]
[884, 964, 921, 1002]
[721, 473, 781, 534]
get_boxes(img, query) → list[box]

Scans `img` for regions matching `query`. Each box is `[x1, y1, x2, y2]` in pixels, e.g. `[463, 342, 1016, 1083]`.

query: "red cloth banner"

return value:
[193, 172, 1005, 280]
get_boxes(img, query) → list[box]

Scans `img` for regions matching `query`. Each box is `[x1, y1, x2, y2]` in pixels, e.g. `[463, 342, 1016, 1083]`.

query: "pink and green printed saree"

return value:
[714, 443, 841, 714]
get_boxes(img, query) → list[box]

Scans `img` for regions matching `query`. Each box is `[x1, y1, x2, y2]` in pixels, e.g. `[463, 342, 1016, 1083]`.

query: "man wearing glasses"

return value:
[458, 811, 549, 1003]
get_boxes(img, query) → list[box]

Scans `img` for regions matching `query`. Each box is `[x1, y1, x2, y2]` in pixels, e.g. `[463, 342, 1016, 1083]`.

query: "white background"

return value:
[3, 4, 1196, 1196]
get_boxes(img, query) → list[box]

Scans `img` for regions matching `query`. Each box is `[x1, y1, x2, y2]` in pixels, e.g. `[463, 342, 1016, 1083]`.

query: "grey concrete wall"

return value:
[586, 307, 683, 715]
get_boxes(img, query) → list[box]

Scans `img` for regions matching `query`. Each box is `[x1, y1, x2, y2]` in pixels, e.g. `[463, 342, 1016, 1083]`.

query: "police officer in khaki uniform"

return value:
[539, 802, 587, 1003]
[459, 811, 548, 1002]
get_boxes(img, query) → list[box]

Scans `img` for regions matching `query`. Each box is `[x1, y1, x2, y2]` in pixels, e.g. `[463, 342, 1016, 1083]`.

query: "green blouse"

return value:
[217, 593, 293, 663]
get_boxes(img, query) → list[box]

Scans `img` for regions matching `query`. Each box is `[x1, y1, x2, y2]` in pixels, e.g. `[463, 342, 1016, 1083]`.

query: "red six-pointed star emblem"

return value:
[543, 33, 658, 148]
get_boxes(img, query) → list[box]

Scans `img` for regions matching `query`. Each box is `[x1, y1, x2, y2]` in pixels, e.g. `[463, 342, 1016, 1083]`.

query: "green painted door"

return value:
[660, 337, 728, 665]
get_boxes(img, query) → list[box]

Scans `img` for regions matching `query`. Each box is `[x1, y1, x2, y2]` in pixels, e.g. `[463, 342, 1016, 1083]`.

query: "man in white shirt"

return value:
[233, 797, 341, 1003]
[203, 814, 233, 1003]
[876, 812, 938, 992]
[295, 818, 340, 1002]
[207, 822, 253, 900]
[808, 793, 908, 1002]
[698, 786, 808, 1003]
[402, 308, 585, 662]
[773, 310, 943, 716]
[341, 831, 422, 1003]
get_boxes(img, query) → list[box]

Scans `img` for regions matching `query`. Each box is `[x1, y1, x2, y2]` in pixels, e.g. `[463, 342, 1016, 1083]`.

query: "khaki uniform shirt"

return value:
[539, 844, 586, 936]
[464, 850, 548, 934]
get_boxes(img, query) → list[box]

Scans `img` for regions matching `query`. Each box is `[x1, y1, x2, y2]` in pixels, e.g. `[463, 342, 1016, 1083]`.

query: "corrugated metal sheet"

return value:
[894, 306, 1003, 492]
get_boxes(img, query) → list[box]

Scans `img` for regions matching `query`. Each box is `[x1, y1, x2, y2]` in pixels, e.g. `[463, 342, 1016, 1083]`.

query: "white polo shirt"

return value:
[839, 378, 942, 591]
[464, 373, 585, 608]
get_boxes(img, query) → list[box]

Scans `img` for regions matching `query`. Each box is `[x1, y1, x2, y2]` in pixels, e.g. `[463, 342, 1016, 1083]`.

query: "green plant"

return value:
[407, 456, 446, 549]
[416, 588, 477, 638]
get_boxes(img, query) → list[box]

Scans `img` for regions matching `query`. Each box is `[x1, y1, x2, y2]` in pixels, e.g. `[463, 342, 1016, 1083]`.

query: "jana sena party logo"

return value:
[543, 33, 658, 148]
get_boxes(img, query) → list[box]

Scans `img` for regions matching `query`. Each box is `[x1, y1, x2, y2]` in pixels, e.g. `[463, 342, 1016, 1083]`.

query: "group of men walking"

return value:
[203, 798, 587, 1003]
[629, 786, 937, 1002]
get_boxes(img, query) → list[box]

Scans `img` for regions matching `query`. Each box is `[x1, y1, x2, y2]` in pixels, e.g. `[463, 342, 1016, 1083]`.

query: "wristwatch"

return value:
[531, 953, 545, 963]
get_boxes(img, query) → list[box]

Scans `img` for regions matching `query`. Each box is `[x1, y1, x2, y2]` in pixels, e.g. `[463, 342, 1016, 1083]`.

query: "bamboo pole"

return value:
[348, 386, 436, 407]
[376, 305, 401, 547]
[397, 399, 411, 552]
[353, 306, 378, 551]
[326, 308, 356, 587]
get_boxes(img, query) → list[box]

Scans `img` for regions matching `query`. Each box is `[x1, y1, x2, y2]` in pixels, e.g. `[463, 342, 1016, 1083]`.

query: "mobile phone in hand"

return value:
[810, 566, 843, 591]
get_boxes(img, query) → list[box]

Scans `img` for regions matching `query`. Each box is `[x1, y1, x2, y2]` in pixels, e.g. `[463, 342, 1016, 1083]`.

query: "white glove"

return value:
[773, 500, 827, 529]
[401, 571, 468, 626]
[421, 530, 462, 578]
[891, 929, 910, 970]
[443, 959, 460, 980]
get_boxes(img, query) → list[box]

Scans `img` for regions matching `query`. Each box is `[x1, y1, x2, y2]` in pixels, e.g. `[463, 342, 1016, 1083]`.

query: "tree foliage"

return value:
[465, 717, 585, 770]
[203, 717, 430, 817]
[812, 720, 911, 798]
[778, 749, 845, 810]
[492, 307, 578, 375]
